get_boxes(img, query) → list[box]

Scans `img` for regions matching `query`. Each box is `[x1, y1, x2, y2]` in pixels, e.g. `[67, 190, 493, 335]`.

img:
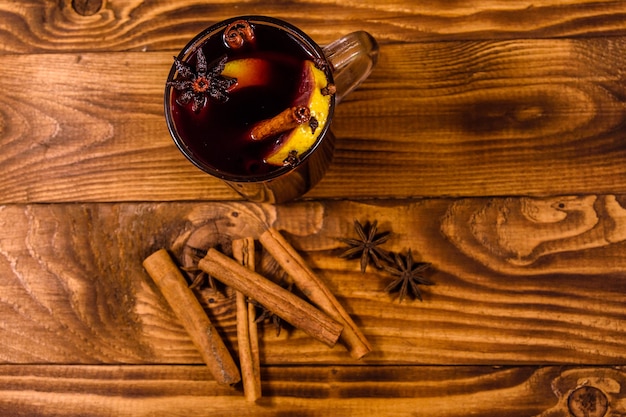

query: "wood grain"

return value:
[1, 365, 625, 416]
[2, 37, 626, 202]
[3, 1, 626, 413]
[1, 0, 626, 54]
[2, 199, 625, 365]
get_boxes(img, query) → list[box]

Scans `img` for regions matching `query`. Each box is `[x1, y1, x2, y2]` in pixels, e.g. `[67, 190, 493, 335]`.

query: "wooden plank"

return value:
[0, 364, 623, 416]
[1, 0, 626, 54]
[2, 37, 626, 202]
[2, 199, 626, 365]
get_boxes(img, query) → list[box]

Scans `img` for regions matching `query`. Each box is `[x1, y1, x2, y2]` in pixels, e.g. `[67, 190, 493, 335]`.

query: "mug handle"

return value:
[322, 31, 379, 103]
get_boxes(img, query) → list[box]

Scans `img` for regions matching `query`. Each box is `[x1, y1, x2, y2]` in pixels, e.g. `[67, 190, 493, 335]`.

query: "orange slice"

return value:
[222, 58, 272, 89]
[265, 60, 331, 166]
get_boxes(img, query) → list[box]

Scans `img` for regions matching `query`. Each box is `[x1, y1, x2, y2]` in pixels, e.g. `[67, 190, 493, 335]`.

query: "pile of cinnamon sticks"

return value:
[143, 227, 371, 402]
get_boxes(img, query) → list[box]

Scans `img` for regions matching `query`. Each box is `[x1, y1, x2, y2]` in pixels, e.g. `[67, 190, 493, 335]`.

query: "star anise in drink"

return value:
[339, 220, 393, 273]
[383, 249, 433, 302]
[167, 48, 236, 112]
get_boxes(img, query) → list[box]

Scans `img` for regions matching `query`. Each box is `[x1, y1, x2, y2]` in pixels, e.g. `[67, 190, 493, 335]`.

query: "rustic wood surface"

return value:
[1, 365, 624, 417]
[2, 1, 626, 416]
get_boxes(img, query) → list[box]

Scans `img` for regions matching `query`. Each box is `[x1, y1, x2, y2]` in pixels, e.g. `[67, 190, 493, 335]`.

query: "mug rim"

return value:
[164, 15, 336, 183]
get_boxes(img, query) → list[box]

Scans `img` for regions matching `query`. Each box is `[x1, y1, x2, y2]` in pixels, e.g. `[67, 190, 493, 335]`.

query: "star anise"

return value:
[383, 249, 433, 302]
[167, 48, 236, 112]
[249, 299, 285, 337]
[339, 220, 393, 273]
[181, 246, 216, 290]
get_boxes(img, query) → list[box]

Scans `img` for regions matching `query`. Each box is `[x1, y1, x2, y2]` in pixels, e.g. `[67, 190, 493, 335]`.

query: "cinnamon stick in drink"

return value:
[259, 228, 372, 359]
[232, 238, 262, 402]
[250, 105, 311, 141]
[198, 248, 343, 347]
[143, 249, 241, 385]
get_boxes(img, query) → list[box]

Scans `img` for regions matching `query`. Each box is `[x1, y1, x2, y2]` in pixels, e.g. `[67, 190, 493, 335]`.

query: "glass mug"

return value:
[164, 16, 378, 203]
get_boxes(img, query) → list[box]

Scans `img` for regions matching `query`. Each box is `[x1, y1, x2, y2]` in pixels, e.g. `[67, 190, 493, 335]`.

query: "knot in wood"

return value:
[71, 0, 103, 16]
[567, 386, 608, 417]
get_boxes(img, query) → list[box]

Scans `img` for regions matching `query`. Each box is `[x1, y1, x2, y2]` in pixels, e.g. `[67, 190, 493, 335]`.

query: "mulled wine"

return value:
[166, 18, 335, 180]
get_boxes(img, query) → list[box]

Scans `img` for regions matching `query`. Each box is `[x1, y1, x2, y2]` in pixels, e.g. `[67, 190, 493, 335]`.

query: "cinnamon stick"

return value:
[259, 228, 372, 359]
[198, 248, 343, 347]
[250, 106, 311, 141]
[143, 249, 241, 385]
[232, 238, 262, 402]
[224, 20, 255, 50]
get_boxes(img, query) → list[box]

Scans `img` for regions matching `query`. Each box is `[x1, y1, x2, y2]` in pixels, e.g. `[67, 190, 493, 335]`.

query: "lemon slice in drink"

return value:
[265, 60, 331, 166]
[221, 58, 332, 166]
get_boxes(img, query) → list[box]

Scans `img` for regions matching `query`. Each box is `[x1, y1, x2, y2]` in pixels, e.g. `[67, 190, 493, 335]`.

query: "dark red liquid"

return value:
[169, 23, 318, 178]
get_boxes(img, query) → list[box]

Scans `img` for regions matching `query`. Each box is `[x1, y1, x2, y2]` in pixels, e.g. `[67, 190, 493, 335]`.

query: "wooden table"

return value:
[2, 1, 626, 415]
